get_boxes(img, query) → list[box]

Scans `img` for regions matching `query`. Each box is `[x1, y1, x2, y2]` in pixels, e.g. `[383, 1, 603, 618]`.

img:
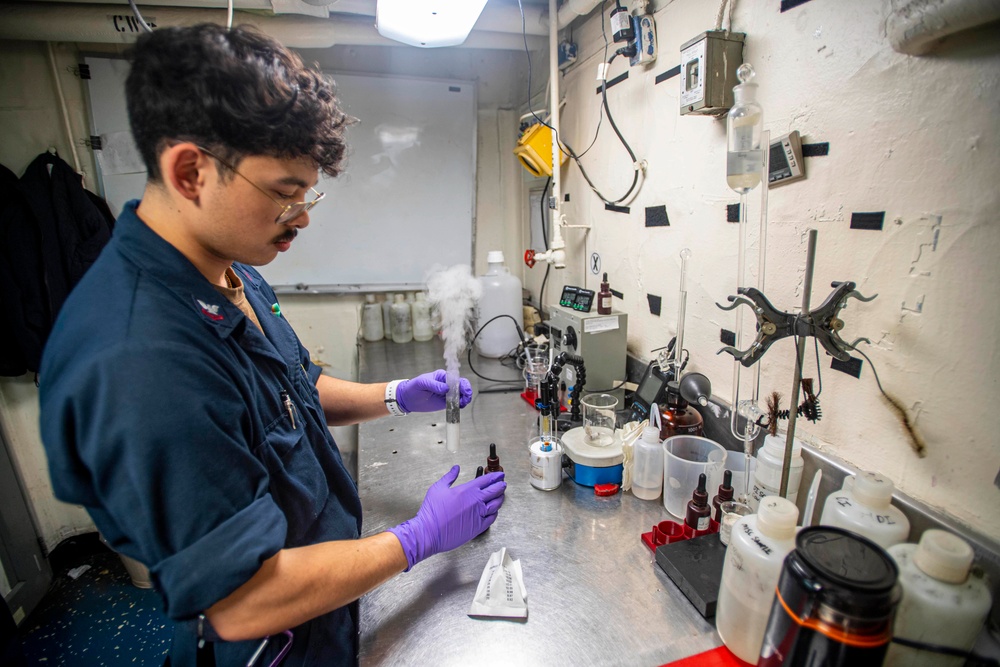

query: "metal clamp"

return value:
[716, 281, 877, 367]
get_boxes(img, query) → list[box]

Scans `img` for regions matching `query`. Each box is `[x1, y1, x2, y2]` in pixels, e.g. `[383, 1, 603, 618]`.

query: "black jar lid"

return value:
[789, 526, 899, 618]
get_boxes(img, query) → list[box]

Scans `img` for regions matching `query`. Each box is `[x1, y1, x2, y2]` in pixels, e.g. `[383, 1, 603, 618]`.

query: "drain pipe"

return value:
[887, 0, 1000, 55]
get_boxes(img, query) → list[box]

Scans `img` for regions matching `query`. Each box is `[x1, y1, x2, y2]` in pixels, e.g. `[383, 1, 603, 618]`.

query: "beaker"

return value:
[522, 345, 550, 395]
[582, 393, 618, 447]
[662, 435, 727, 519]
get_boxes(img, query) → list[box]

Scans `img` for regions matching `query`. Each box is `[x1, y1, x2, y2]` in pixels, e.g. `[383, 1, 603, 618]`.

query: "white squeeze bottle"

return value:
[748, 433, 804, 511]
[716, 496, 799, 664]
[819, 471, 910, 549]
[411, 292, 434, 342]
[361, 294, 385, 342]
[631, 407, 663, 501]
[885, 530, 992, 667]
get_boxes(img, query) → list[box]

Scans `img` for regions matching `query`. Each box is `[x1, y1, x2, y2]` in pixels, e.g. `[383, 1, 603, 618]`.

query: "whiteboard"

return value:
[83, 58, 477, 291]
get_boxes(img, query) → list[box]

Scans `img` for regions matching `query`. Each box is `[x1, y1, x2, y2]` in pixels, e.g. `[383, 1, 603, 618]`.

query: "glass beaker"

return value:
[582, 393, 618, 446]
[522, 345, 550, 394]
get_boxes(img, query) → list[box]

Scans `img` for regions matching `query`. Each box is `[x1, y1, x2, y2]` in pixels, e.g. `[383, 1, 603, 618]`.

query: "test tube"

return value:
[445, 370, 461, 452]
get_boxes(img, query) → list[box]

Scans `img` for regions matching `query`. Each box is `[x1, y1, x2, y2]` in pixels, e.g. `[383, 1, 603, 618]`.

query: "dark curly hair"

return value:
[126, 24, 350, 181]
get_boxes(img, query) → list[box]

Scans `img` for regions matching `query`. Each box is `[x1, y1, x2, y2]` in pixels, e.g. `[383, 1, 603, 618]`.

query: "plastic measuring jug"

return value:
[662, 435, 727, 519]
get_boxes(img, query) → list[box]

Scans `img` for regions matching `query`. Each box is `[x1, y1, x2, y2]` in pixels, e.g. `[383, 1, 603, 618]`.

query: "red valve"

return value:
[524, 249, 537, 268]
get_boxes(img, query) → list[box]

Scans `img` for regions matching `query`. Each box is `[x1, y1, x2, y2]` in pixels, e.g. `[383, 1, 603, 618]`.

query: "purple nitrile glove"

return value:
[396, 369, 473, 414]
[388, 466, 506, 571]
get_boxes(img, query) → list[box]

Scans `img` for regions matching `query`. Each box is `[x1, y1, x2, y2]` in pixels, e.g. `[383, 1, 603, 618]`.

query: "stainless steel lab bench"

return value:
[357, 338, 721, 666]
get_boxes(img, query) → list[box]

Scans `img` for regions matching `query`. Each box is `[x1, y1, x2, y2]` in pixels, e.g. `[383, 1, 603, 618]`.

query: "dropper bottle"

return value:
[686, 473, 712, 532]
[598, 272, 612, 315]
[486, 443, 503, 473]
[713, 470, 734, 523]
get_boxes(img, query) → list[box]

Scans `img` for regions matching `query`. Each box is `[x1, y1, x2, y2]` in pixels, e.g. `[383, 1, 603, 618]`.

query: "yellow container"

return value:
[514, 123, 568, 177]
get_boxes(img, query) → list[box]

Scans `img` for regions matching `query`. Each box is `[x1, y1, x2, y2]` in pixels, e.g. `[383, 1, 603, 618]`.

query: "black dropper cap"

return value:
[722, 470, 733, 491]
[476, 466, 484, 478]
[693, 473, 708, 502]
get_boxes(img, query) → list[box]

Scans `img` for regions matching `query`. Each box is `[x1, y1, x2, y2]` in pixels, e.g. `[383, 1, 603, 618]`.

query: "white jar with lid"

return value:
[475, 250, 523, 358]
[361, 294, 385, 342]
[716, 496, 800, 663]
[885, 530, 992, 667]
[819, 471, 910, 549]
[748, 434, 803, 511]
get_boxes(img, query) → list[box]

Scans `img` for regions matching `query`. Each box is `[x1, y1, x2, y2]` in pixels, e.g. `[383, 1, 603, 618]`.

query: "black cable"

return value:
[467, 314, 527, 384]
[516, 0, 641, 206]
[539, 177, 551, 309]
[890, 637, 999, 666]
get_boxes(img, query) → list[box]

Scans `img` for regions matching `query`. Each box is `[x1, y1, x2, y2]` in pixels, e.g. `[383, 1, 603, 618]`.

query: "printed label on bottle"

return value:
[697, 515, 710, 531]
[600, 295, 611, 309]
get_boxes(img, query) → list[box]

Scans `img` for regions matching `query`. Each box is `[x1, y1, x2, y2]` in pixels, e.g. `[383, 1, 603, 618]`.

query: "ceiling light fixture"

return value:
[376, 0, 490, 48]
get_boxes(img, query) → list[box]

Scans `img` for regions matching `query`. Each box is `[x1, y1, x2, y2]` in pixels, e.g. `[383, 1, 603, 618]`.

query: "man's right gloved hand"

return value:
[388, 466, 506, 571]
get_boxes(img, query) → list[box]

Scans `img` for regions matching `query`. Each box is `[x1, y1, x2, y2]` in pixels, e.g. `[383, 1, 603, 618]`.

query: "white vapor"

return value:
[426, 264, 482, 401]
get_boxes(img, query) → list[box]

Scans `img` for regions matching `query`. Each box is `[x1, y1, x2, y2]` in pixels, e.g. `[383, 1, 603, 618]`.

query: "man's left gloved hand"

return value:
[396, 369, 473, 414]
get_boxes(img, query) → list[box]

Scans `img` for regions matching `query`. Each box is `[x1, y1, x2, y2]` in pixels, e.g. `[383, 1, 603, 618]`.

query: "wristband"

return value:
[384, 379, 409, 417]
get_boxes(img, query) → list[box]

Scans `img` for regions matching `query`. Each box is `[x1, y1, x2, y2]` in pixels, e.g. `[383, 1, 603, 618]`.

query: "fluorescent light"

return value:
[376, 0, 490, 48]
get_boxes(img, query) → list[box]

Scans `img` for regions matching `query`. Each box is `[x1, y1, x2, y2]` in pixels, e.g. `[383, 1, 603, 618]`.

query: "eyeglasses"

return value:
[198, 146, 324, 225]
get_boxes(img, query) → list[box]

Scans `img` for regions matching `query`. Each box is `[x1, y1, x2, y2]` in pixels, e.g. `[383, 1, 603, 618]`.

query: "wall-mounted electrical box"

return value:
[679, 30, 745, 116]
[629, 14, 657, 67]
[768, 131, 806, 188]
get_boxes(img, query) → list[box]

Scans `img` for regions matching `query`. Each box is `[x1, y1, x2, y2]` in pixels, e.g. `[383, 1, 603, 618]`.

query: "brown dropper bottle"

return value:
[597, 272, 612, 315]
[486, 443, 503, 473]
[712, 470, 734, 523]
[685, 473, 712, 532]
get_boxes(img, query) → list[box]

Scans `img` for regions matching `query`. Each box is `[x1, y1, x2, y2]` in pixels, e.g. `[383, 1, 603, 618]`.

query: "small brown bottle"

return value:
[486, 443, 503, 473]
[597, 272, 613, 315]
[712, 470, 734, 523]
[659, 381, 704, 439]
[685, 473, 712, 532]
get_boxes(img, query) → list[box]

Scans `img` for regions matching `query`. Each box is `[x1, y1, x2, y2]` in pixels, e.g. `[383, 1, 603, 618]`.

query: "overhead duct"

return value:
[887, 0, 1000, 55]
[0, 2, 544, 49]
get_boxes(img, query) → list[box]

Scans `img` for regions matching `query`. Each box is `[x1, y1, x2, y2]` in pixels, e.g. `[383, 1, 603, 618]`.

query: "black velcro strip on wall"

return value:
[605, 203, 630, 214]
[647, 294, 662, 316]
[655, 65, 681, 85]
[780, 0, 814, 11]
[645, 205, 670, 227]
[727, 203, 740, 223]
[831, 355, 863, 378]
[596, 71, 629, 95]
[850, 212, 885, 231]
[720, 329, 736, 346]
[610, 289, 624, 299]
[801, 142, 829, 157]
[448, 86, 461, 92]
[564, 193, 570, 202]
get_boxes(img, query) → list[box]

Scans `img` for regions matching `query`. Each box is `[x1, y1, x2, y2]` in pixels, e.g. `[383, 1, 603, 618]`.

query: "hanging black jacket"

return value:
[0, 154, 114, 375]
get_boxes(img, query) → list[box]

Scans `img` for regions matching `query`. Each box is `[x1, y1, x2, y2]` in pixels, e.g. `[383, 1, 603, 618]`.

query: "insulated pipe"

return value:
[546, 0, 566, 268]
[0, 2, 544, 49]
[558, 0, 601, 30]
[887, 0, 1000, 55]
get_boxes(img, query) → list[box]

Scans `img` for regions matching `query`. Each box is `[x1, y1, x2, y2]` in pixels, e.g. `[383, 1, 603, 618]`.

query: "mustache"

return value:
[275, 229, 298, 244]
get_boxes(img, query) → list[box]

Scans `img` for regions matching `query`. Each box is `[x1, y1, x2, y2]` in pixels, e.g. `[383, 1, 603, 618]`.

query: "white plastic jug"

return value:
[819, 471, 910, 549]
[749, 434, 803, 511]
[411, 292, 433, 342]
[390, 294, 412, 343]
[362, 294, 384, 342]
[716, 496, 800, 663]
[885, 530, 992, 667]
[475, 251, 523, 358]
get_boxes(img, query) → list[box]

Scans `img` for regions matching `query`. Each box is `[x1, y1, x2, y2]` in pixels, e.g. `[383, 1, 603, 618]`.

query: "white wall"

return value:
[0, 37, 525, 551]
[532, 0, 1000, 538]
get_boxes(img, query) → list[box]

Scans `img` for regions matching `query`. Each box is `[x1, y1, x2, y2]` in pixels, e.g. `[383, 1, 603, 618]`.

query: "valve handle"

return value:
[524, 249, 537, 268]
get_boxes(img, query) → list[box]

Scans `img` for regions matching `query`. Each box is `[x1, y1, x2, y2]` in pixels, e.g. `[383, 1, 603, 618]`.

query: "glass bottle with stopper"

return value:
[726, 63, 763, 194]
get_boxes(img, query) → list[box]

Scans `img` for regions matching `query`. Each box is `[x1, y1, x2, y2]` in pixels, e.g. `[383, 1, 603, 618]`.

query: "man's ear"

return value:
[161, 143, 211, 202]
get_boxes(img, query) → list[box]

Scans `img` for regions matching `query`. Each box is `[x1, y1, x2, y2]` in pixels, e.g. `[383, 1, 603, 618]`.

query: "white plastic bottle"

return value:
[390, 294, 412, 343]
[819, 471, 910, 549]
[748, 434, 803, 511]
[475, 251, 523, 358]
[716, 496, 800, 664]
[885, 530, 992, 667]
[411, 292, 433, 342]
[361, 294, 385, 342]
[632, 422, 663, 501]
[381, 295, 393, 338]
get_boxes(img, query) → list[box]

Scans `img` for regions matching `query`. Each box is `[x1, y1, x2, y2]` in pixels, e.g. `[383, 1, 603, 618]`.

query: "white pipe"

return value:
[0, 2, 543, 49]
[45, 42, 85, 182]
[887, 0, 1000, 55]
[547, 0, 565, 268]
[558, 0, 601, 30]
